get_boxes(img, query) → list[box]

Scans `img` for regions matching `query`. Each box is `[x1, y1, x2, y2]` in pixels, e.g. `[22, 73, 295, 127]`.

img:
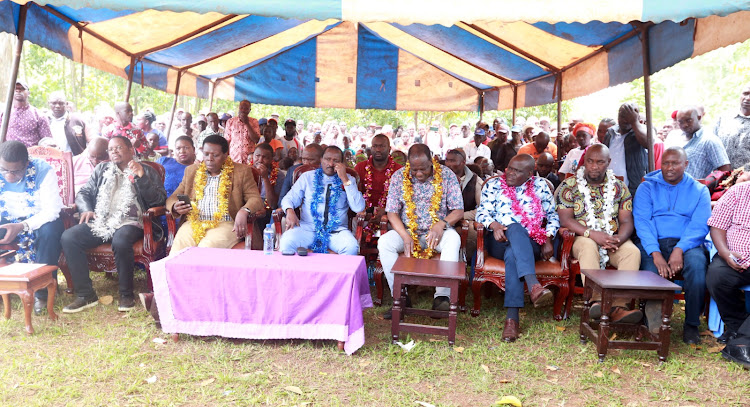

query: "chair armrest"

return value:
[458, 219, 469, 263]
[354, 212, 366, 243]
[143, 206, 166, 256]
[559, 228, 576, 285]
[475, 222, 485, 272]
[272, 210, 284, 234]
[60, 205, 78, 229]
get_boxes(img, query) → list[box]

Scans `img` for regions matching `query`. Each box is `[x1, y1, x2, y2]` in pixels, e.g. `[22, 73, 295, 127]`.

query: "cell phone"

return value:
[177, 194, 190, 205]
[429, 126, 438, 132]
[281, 249, 296, 256]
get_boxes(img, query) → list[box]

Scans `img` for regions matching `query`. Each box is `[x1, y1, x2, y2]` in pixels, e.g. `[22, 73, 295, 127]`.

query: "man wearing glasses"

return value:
[61, 136, 166, 313]
[0, 141, 64, 315]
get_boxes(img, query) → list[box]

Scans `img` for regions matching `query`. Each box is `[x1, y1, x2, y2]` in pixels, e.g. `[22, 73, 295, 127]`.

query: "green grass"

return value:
[1, 274, 748, 406]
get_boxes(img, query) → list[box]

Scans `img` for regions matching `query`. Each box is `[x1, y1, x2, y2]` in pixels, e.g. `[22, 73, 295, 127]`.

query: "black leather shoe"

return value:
[383, 295, 411, 320]
[717, 330, 739, 344]
[431, 296, 450, 312]
[33, 298, 45, 316]
[721, 343, 750, 369]
[683, 324, 701, 345]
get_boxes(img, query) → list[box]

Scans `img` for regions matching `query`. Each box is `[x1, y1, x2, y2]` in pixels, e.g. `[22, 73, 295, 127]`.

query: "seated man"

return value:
[556, 144, 642, 323]
[476, 154, 559, 342]
[72, 136, 109, 194]
[706, 180, 750, 347]
[156, 136, 196, 197]
[634, 146, 711, 344]
[535, 152, 560, 190]
[278, 143, 323, 203]
[279, 146, 364, 254]
[0, 141, 64, 315]
[168, 135, 265, 251]
[250, 143, 283, 249]
[559, 122, 595, 176]
[354, 134, 402, 242]
[61, 136, 166, 313]
[140, 133, 162, 162]
[444, 148, 482, 257]
[378, 144, 464, 319]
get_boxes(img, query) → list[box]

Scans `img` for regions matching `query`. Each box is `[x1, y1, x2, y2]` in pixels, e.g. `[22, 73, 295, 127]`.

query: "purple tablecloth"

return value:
[151, 248, 373, 355]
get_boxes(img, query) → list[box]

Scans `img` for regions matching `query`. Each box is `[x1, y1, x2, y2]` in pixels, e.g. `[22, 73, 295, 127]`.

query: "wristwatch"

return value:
[583, 228, 591, 238]
[343, 179, 352, 187]
[22, 221, 30, 232]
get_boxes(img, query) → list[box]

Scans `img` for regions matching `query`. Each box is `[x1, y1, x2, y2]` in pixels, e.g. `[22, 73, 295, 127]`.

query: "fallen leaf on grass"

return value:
[609, 333, 618, 341]
[700, 330, 714, 336]
[99, 295, 113, 305]
[415, 402, 436, 407]
[145, 376, 157, 384]
[545, 378, 558, 384]
[494, 395, 522, 406]
[152, 337, 166, 344]
[359, 361, 371, 368]
[318, 372, 327, 376]
[454, 346, 465, 353]
[707, 346, 724, 353]
[200, 378, 215, 386]
[481, 364, 490, 373]
[545, 365, 560, 371]
[284, 386, 303, 395]
[129, 352, 147, 359]
[594, 372, 604, 378]
[611, 367, 621, 375]
[555, 326, 566, 332]
[637, 361, 652, 367]
[498, 379, 511, 384]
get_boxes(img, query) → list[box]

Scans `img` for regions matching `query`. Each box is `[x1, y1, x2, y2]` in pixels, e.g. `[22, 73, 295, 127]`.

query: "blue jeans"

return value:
[638, 238, 707, 327]
[485, 223, 541, 308]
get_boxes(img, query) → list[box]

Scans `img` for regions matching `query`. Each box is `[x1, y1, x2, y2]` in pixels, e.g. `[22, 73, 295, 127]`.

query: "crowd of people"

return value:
[2, 79, 750, 369]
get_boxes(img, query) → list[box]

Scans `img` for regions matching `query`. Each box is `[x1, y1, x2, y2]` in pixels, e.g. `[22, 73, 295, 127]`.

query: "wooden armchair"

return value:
[472, 224, 575, 320]
[59, 161, 172, 293]
[371, 217, 470, 309]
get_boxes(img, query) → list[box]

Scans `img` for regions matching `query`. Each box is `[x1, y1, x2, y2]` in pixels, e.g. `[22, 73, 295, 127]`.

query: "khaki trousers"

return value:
[572, 236, 641, 303]
[171, 221, 240, 253]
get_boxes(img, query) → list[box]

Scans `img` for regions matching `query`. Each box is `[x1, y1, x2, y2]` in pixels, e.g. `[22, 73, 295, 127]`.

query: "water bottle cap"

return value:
[266, 223, 272, 228]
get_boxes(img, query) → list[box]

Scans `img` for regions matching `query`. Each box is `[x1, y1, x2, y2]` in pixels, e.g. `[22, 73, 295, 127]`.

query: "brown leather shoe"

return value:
[529, 284, 553, 308]
[502, 318, 520, 342]
[609, 306, 643, 324]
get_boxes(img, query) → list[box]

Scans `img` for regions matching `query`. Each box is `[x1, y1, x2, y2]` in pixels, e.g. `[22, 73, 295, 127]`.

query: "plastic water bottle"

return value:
[263, 223, 274, 255]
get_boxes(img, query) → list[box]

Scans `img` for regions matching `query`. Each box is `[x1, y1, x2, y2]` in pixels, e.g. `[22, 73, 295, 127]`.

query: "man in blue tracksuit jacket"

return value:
[633, 146, 711, 345]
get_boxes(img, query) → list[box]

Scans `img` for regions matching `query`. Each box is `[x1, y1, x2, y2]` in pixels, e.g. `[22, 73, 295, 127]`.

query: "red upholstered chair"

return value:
[58, 161, 172, 293]
[371, 217, 470, 310]
[228, 166, 263, 250]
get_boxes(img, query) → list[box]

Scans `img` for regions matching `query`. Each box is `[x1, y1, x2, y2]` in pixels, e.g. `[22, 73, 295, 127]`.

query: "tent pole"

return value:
[166, 71, 183, 149]
[479, 92, 484, 122]
[511, 85, 517, 126]
[1, 4, 28, 143]
[208, 80, 215, 112]
[556, 73, 563, 155]
[125, 55, 135, 103]
[639, 23, 655, 172]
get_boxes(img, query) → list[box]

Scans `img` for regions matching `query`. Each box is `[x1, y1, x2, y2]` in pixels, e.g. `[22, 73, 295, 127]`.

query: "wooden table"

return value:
[579, 269, 681, 363]
[391, 257, 466, 346]
[0, 264, 59, 335]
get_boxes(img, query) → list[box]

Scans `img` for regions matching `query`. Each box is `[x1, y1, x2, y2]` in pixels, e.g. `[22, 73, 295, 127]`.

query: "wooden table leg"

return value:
[337, 341, 345, 351]
[448, 281, 458, 346]
[47, 279, 58, 322]
[596, 289, 612, 362]
[391, 277, 403, 344]
[658, 296, 674, 363]
[172, 333, 180, 342]
[21, 290, 34, 335]
[2, 294, 10, 320]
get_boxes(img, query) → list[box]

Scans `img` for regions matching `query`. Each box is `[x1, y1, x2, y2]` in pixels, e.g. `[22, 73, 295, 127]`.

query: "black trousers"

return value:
[707, 256, 750, 334]
[61, 223, 143, 299]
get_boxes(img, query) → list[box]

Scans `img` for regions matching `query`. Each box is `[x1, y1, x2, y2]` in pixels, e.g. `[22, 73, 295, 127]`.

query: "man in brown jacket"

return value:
[168, 135, 265, 251]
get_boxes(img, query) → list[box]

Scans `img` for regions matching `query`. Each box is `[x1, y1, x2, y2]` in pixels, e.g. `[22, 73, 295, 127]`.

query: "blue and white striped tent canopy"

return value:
[3, 1, 750, 111]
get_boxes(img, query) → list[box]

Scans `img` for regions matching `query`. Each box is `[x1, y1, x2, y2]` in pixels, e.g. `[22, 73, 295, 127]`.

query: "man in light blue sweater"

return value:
[634, 146, 711, 344]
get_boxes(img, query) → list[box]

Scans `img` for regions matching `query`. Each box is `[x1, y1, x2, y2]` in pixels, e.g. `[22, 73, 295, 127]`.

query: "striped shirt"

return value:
[198, 174, 231, 221]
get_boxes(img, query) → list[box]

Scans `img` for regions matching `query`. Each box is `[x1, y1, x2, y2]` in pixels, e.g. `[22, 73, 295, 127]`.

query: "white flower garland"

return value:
[90, 164, 138, 240]
[575, 167, 617, 268]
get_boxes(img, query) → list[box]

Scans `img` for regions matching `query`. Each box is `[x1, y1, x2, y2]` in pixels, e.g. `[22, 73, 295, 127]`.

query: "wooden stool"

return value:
[391, 257, 466, 345]
[0, 264, 59, 335]
[579, 269, 681, 363]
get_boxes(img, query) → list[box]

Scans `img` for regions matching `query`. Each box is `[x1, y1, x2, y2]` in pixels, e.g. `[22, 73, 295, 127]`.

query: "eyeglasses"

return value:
[0, 168, 26, 176]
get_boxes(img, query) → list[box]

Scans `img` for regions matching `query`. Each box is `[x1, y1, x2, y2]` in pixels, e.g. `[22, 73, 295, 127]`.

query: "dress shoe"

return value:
[683, 324, 701, 344]
[529, 284, 553, 308]
[33, 298, 45, 316]
[721, 343, 750, 369]
[139, 292, 154, 311]
[609, 306, 643, 324]
[502, 318, 520, 342]
[589, 301, 601, 320]
[383, 295, 412, 320]
[118, 296, 135, 312]
[717, 330, 739, 344]
[431, 296, 450, 312]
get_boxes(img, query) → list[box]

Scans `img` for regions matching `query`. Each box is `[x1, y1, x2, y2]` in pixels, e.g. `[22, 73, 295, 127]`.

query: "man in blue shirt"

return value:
[634, 146, 711, 344]
[279, 146, 364, 255]
[676, 106, 730, 179]
[156, 136, 196, 197]
[0, 141, 64, 315]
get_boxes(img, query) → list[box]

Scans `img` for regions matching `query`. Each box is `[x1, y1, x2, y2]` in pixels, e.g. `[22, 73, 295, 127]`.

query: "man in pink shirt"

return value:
[1, 81, 52, 147]
[72, 137, 109, 194]
[224, 100, 260, 164]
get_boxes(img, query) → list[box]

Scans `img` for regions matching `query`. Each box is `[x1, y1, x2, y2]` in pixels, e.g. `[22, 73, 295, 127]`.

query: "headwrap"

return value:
[571, 122, 595, 137]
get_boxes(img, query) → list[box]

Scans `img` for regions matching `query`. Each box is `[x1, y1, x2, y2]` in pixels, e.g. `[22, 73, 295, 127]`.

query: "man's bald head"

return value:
[663, 145, 687, 161]
[506, 154, 535, 186]
[586, 143, 610, 160]
[88, 137, 110, 166]
[582, 144, 611, 183]
[676, 105, 702, 135]
[535, 152, 555, 177]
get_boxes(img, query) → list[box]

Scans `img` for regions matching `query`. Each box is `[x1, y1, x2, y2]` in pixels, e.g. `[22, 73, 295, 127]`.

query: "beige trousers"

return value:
[171, 221, 240, 253]
[572, 236, 641, 303]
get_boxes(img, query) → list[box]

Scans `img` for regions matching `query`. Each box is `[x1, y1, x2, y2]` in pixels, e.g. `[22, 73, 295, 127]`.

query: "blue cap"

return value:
[511, 125, 522, 132]
[474, 128, 485, 137]
[258, 118, 268, 125]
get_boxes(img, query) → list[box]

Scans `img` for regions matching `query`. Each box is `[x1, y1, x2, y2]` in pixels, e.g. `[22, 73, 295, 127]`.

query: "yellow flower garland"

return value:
[187, 158, 234, 244]
[402, 157, 443, 259]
